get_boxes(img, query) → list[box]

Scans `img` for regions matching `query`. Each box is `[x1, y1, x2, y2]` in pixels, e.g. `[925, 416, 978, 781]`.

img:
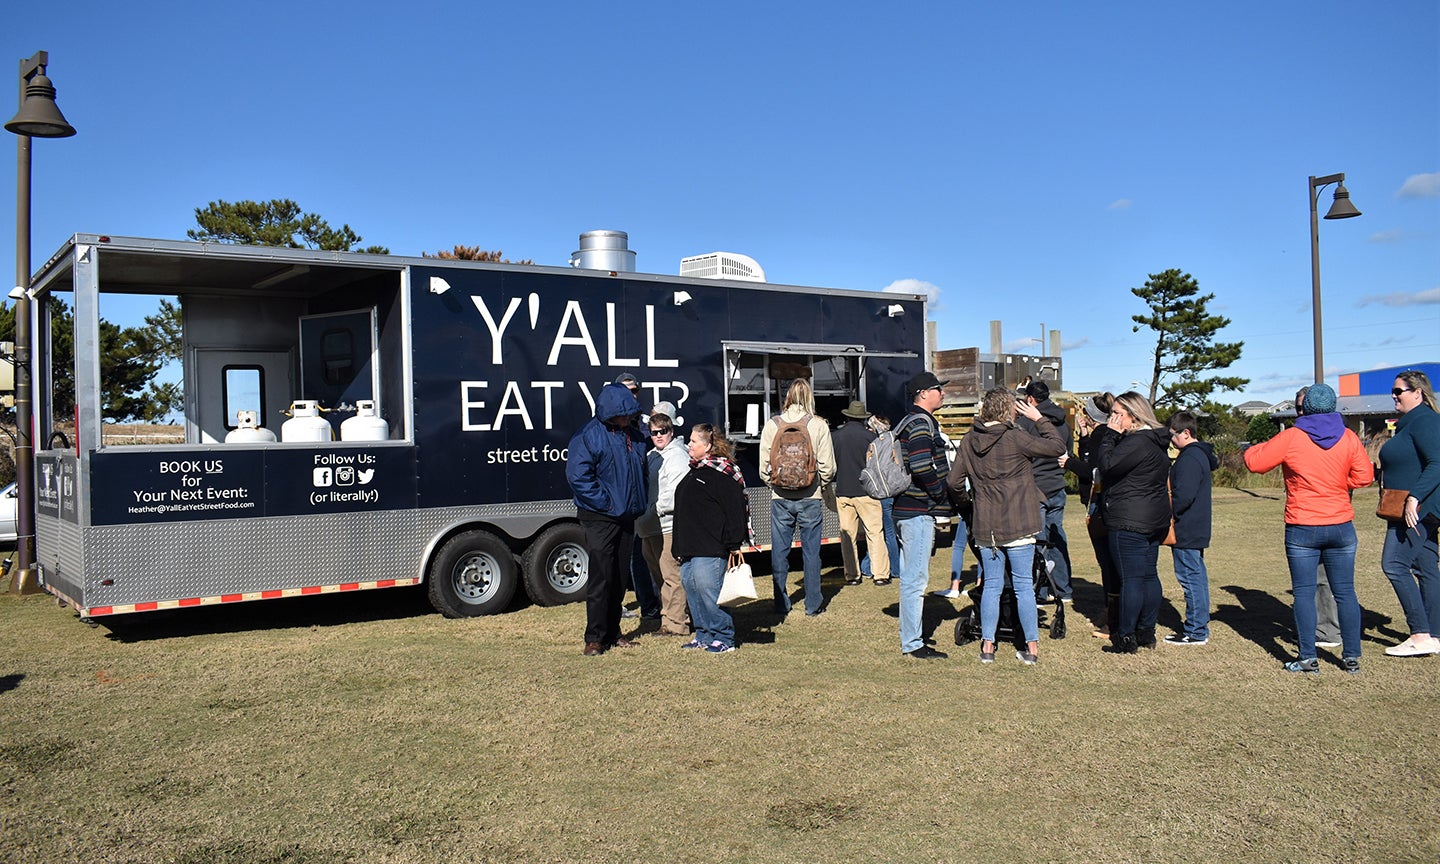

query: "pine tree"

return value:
[188, 199, 388, 254]
[1131, 269, 1248, 410]
[423, 245, 534, 264]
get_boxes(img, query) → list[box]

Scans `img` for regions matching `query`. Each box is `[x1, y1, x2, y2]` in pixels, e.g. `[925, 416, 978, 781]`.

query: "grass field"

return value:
[1, 486, 1436, 864]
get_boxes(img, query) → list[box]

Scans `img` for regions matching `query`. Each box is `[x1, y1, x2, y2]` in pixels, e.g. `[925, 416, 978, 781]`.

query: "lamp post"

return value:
[5, 51, 76, 594]
[1309, 172, 1361, 385]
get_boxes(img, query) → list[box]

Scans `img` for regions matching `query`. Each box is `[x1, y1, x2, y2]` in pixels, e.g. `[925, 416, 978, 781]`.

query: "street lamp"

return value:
[5, 51, 76, 594]
[1309, 172, 1361, 385]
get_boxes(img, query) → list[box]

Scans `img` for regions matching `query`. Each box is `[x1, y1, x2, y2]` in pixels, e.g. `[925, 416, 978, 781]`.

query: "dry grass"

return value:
[0, 486, 1436, 864]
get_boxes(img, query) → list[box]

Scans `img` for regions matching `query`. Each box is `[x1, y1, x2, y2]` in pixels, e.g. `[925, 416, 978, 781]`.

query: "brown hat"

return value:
[841, 400, 871, 419]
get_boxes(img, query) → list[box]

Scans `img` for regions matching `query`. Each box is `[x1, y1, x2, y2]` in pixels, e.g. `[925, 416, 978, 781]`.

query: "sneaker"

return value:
[1342, 657, 1361, 675]
[1016, 649, 1038, 666]
[1283, 658, 1320, 674]
[1315, 640, 1341, 649]
[1060, 596, 1074, 604]
[680, 639, 706, 650]
[1163, 634, 1209, 646]
[932, 588, 962, 599]
[620, 608, 639, 619]
[705, 642, 736, 654]
[1384, 637, 1440, 657]
[904, 646, 948, 660]
[979, 642, 995, 664]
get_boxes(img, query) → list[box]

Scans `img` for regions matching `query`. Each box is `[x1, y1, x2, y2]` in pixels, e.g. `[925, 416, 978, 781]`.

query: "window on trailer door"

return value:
[222, 365, 264, 430]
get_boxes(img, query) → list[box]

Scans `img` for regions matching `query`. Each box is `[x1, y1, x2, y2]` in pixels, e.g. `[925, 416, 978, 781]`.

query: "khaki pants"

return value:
[837, 495, 888, 580]
[642, 532, 690, 634]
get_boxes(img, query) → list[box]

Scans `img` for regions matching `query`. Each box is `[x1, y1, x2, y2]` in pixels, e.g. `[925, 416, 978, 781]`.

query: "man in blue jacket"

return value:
[1165, 411, 1219, 646]
[566, 383, 649, 656]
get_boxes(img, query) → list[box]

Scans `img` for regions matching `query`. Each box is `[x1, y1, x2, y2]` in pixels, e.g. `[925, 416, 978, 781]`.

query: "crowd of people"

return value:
[565, 368, 1440, 672]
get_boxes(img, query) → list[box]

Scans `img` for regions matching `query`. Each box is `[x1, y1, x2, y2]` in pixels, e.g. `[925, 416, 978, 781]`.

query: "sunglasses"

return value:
[1392, 388, 1415, 397]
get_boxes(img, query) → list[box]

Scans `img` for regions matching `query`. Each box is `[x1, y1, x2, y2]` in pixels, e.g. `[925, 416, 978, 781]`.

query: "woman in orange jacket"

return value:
[1243, 383, 1374, 673]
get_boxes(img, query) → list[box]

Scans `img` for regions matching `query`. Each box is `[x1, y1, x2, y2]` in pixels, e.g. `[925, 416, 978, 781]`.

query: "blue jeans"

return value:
[1108, 528, 1162, 642]
[1380, 517, 1440, 636]
[1038, 489, 1072, 599]
[896, 515, 934, 652]
[1170, 547, 1210, 640]
[770, 497, 823, 615]
[950, 514, 969, 582]
[680, 556, 734, 648]
[863, 497, 903, 577]
[979, 543, 1039, 644]
[1284, 522, 1361, 660]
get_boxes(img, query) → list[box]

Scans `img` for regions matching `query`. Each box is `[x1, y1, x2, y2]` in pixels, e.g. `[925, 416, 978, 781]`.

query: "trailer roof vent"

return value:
[680, 252, 765, 283]
[569, 230, 636, 273]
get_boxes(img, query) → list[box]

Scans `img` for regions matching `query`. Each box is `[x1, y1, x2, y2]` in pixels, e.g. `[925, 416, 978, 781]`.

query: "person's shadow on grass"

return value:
[1218, 584, 1404, 663]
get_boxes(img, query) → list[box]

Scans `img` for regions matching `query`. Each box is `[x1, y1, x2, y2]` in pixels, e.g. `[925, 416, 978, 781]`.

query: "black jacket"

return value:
[831, 419, 876, 498]
[1097, 427, 1172, 536]
[1066, 425, 1118, 506]
[1170, 441, 1218, 549]
[1017, 399, 1070, 496]
[671, 465, 748, 560]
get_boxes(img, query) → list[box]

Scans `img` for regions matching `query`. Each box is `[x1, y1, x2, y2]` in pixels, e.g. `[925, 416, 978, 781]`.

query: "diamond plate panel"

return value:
[745, 487, 840, 549]
[80, 498, 578, 608]
[36, 510, 85, 602]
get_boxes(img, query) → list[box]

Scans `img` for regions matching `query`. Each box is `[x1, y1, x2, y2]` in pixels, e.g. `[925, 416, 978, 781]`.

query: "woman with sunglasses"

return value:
[1378, 370, 1440, 658]
[1095, 392, 1172, 654]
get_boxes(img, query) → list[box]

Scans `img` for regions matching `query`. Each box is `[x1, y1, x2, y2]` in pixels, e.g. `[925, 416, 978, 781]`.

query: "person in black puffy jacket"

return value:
[1097, 391, 1172, 654]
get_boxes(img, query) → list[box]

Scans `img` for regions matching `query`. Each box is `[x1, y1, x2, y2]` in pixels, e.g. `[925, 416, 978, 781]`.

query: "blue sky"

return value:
[7, 0, 1438, 405]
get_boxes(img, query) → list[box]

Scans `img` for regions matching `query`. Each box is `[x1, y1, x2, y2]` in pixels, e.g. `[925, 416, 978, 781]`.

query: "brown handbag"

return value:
[1377, 488, 1410, 521]
[1161, 477, 1178, 546]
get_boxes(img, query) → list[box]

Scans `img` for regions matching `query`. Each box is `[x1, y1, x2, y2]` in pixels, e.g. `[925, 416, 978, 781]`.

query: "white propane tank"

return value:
[340, 400, 389, 442]
[225, 410, 277, 443]
[280, 400, 333, 443]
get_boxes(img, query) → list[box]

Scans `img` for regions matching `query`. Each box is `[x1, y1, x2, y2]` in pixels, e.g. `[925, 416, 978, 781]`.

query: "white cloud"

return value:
[1357, 286, 1440, 307]
[882, 278, 942, 308]
[1003, 337, 1041, 352]
[1061, 337, 1090, 351]
[1107, 199, 1132, 210]
[1397, 172, 1440, 199]
[1377, 334, 1417, 347]
[1368, 229, 1403, 244]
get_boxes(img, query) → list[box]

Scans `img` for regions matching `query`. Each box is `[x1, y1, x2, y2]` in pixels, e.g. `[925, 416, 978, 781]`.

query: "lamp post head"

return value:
[1324, 183, 1361, 220]
[6, 64, 77, 139]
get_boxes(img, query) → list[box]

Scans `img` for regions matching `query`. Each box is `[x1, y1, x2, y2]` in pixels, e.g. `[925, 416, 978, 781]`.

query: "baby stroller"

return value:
[953, 550, 1067, 647]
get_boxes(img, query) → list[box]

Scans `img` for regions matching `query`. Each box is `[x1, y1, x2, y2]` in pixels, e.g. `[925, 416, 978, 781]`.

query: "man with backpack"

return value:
[894, 371, 954, 659]
[833, 400, 889, 586]
[759, 378, 837, 618]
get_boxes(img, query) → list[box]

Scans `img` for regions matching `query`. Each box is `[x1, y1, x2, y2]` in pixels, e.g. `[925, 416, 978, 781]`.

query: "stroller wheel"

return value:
[1051, 601, 1067, 639]
[954, 606, 980, 646]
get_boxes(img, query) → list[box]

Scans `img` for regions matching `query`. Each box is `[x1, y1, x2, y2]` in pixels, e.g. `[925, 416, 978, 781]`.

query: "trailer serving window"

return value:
[722, 341, 915, 442]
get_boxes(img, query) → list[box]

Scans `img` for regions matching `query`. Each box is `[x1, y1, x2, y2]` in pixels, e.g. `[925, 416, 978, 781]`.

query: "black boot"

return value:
[1105, 593, 1121, 637]
[1104, 633, 1138, 654]
[1136, 627, 1157, 650]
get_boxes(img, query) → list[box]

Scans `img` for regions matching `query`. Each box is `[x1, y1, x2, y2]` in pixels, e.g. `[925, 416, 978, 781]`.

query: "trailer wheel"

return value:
[521, 524, 589, 607]
[427, 530, 518, 617]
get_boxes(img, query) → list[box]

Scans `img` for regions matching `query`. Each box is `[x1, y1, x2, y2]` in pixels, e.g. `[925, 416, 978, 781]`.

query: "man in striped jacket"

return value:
[893, 372, 954, 660]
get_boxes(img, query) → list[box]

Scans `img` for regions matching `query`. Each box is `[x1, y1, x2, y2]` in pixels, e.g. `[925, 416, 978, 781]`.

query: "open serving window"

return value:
[722, 341, 916, 442]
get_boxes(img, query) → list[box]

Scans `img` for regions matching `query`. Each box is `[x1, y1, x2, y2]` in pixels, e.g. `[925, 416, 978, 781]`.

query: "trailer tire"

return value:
[521, 524, 590, 607]
[427, 530, 519, 618]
